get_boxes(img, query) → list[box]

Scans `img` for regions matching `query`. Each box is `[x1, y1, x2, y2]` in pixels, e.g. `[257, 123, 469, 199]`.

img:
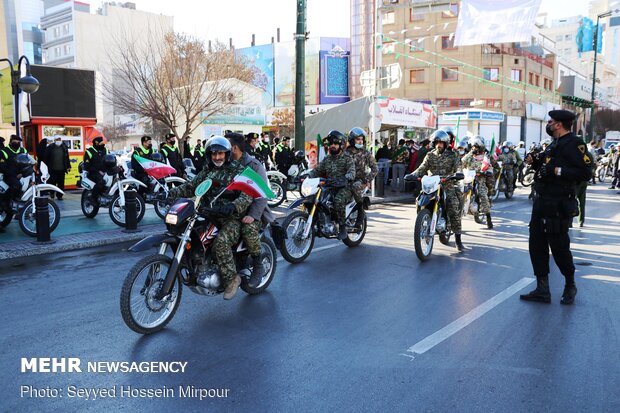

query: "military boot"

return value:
[520, 275, 551, 303]
[486, 213, 493, 229]
[560, 273, 577, 305]
[248, 255, 266, 288]
[223, 275, 241, 300]
[455, 233, 464, 251]
[337, 222, 348, 240]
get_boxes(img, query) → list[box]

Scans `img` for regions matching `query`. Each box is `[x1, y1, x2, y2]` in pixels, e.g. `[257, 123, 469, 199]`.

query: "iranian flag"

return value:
[489, 133, 500, 160]
[481, 155, 490, 172]
[225, 167, 276, 199]
[134, 154, 177, 179]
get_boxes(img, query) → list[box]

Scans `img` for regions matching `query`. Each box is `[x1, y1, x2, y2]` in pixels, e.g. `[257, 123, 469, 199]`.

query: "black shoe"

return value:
[56, 196, 63, 200]
[609, 186, 616, 189]
[337, 225, 347, 240]
[560, 284, 577, 305]
[520, 276, 551, 303]
[455, 233, 464, 251]
[248, 255, 266, 288]
[579, 222, 584, 228]
[486, 213, 493, 229]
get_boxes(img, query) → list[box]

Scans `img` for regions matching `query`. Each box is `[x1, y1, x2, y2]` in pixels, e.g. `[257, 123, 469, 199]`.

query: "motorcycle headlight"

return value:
[301, 180, 314, 197]
[165, 214, 178, 225]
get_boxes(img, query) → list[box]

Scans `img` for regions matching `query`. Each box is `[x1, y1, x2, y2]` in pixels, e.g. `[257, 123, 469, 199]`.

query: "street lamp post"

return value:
[0, 55, 40, 139]
[588, 10, 617, 143]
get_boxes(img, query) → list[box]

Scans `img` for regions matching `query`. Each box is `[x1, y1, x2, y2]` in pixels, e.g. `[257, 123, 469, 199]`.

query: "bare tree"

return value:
[101, 29, 257, 156]
[271, 107, 295, 138]
[101, 122, 129, 150]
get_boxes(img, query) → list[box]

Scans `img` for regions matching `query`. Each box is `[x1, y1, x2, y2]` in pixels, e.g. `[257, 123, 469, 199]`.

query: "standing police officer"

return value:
[520, 110, 592, 305]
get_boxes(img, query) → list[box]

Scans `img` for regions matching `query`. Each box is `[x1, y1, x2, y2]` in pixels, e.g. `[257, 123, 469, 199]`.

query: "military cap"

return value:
[245, 132, 259, 140]
[9, 134, 22, 142]
[282, 136, 291, 141]
[92, 136, 104, 144]
[163, 132, 176, 139]
[548, 109, 576, 122]
[141, 135, 152, 143]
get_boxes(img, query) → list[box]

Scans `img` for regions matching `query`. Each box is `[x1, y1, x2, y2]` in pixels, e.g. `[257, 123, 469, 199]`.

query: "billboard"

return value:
[29, 65, 96, 119]
[319, 47, 350, 104]
[237, 44, 275, 107]
[274, 39, 320, 106]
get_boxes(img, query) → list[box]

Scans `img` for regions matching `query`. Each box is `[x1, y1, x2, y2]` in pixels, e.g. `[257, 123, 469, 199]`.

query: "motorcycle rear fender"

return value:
[128, 233, 178, 252]
[20, 184, 65, 201]
[164, 176, 186, 185]
[267, 170, 287, 181]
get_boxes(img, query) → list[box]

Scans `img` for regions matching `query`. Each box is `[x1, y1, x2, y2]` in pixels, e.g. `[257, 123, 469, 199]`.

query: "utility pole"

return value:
[294, 0, 307, 151]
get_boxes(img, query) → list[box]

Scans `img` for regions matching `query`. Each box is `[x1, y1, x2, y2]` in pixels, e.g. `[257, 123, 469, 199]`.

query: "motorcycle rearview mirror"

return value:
[454, 172, 465, 180]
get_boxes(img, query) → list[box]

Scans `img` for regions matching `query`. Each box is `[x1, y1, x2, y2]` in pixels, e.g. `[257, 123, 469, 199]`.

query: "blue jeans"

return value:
[392, 163, 406, 191]
[377, 159, 390, 185]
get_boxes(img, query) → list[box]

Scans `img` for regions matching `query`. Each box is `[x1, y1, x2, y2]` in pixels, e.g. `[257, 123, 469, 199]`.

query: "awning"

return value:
[84, 126, 107, 145]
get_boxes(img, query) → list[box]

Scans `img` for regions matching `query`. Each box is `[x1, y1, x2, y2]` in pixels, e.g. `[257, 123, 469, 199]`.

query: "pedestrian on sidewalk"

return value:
[44, 136, 71, 199]
[391, 139, 409, 191]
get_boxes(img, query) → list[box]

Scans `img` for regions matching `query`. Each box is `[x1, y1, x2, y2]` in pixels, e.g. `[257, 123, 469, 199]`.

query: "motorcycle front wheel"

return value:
[414, 208, 434, 261]
[280, 210, 315, 263]
[18, 201, 61, 237]
[520, 170, 535, 187]
[80, 190, 99, 218]
[241, 236, 278, 294]
[120, 254, 182, 335]
[597, 167, 606, 182]
[267, 179, 286, 208]
[109, 193, 146, 227]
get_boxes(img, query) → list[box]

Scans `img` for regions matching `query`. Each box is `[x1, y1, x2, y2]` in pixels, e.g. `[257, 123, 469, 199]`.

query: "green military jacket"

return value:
[310, 152, 355, 181]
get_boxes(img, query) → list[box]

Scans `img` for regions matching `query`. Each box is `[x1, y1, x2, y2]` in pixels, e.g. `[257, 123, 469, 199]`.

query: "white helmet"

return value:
[470, 135, 485, 148]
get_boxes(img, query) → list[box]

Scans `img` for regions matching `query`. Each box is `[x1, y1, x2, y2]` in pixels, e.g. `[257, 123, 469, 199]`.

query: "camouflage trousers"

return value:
[445, 187, 463, 234]
[504, 168, 515, 192]
[486, 174, 496, 198]
[475, 176, 491, 214]
[351, 180, 367, 203]
[240, 220, 263, 257]
[213, 219, 242, 286]
[333, 188, 353, 224]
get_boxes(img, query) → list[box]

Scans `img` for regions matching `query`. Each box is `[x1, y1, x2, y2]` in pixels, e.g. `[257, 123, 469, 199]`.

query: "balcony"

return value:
[481, 44, 554, 69]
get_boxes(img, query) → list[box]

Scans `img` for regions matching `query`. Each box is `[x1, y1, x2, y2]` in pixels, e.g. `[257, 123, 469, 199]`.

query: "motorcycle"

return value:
[279, 177, 369, 263]
[596, 156, 611, 182]
[461, 169, 487, 224]
[78, 164, 147, 228]
[126, 162, 187, 220]
[0, 156, 63, 237]
[184, 158, 197, 181]
[411, 173, 464, 262]
[120, 179, 278, 334]
[267, 152, 311, 208]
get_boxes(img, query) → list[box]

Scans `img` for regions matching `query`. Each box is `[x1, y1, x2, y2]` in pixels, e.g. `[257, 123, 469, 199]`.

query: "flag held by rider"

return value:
[226, 167, 276, 199]
[134, 154, 177, 179]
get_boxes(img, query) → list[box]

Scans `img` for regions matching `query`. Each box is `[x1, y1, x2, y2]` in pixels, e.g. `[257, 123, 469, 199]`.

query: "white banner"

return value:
[454, 0, 542, 47]
[378, 97, 437, 128]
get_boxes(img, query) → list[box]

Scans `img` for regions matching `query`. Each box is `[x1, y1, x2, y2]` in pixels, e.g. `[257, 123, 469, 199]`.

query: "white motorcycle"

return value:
[78, 164, 147, 228]
[0, 155, 63, 237]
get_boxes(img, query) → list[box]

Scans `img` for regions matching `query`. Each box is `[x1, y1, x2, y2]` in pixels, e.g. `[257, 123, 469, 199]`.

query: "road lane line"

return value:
[276, 243, 343, 262]
[405, 277, 535, 357]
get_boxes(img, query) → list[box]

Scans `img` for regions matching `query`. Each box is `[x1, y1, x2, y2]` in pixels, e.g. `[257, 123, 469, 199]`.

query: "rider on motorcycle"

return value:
[498, 141, 520, 192]
[168, 136, 253, 300]
[345, 127, 378, 229]
[0, 135, 28, 200]
[131, 135, 156, 196]
[461, 136, 494, 229]
[308, 130, 356, 241]
[406, 129, 465, 250]
[456, 140, 468, 158]
[83, 137, 110, 202]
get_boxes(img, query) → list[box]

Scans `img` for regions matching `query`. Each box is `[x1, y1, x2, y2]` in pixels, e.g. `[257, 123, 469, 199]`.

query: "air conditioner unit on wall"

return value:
[510, 100, 522, 109]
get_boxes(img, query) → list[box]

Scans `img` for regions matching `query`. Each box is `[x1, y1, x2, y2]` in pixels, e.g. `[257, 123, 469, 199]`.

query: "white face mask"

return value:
[55, 141, 62, 146]
[355, 144, 364, 149]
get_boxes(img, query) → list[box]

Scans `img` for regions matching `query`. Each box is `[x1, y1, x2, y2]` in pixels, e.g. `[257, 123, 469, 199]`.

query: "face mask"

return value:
[264, 138, 269, 143]
[168, 141, 175, 147]
[458, 149, 465, 156]
[355, 144, 364, 149]
[10, 142, 20, 150]
[503, 148, 509, 153]
[545, 124, 555, 137]
[55, 141, 62, 146]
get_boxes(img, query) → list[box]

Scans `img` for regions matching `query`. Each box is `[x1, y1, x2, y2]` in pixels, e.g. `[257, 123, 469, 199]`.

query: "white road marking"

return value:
[405, 277, 534, 358]
[276, 243, 343, 262]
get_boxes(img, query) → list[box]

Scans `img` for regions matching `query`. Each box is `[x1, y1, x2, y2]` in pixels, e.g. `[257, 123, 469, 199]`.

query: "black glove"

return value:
[539, 159, 556, 177]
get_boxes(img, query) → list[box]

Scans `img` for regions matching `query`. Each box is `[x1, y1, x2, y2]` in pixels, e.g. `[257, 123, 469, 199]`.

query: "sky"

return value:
[88, 0, 592, 48]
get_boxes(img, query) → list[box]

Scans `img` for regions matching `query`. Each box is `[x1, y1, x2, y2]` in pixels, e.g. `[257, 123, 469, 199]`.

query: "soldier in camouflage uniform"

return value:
[227, 133, 275, 288]
[346, 127, 378, 229]
[309, 130, 356, 240]
[169, 136, 253, 300]
[498, 141, 520, 192]
[406, 129, 465, 251]
[462, 135, 494, 229]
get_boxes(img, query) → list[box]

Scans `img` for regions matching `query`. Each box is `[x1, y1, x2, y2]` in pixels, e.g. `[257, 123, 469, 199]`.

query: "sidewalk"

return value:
[0, 189, 414, 260]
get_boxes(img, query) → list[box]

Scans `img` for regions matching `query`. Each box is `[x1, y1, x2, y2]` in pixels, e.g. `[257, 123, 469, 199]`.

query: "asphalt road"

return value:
[1, 185, 619, 412]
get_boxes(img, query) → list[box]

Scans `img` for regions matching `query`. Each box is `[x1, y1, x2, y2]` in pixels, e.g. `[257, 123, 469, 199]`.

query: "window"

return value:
[53, 27, 60, 38]
[483, 68, 499, 81]
[441, 36, 456, 50]
[410, 8, 424, 21]
[63, 44, 71, 56]
[410, 39, 424, 52]
[442, 3, 459, 17]
[383, 41, 396, 54]
[556, 35, 563, 42]
[511, 69, 521, 82]
[485, 99, 501, 108]
[62, 23, 70, 35]
[528, 72, 534, 85]
[514, 58, 519, 64]
[564, 34, 572, 41]
[544, 79, 553, 90]
[54, 47, 61, 58]
[410, 69, 425, 83]
[382, 11, 395, 25]
[442, 67, 458, 81]
[535, 74, 540, 86]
